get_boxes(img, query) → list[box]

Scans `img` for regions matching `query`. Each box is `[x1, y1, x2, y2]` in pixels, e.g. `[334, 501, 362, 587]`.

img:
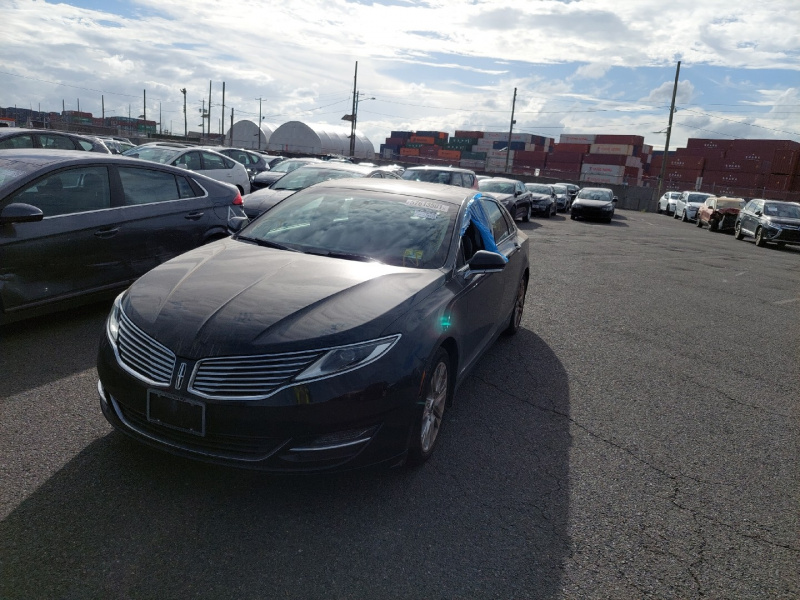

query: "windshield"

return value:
[688, 194, 712, 203]
[552, 185, 567, 194]
[764, 202, 800, 219]
[0, 158, 38, 187]
[577, 189, 612, 201]
[401, 169, 453, 184]
[526, 184, 552, 194]
[240, 188, 457, 268]
[479, 181, 515, 194]
[271, 159, 311, 174]
[272, 167, 364, 191]
[122, 146, 181, 163]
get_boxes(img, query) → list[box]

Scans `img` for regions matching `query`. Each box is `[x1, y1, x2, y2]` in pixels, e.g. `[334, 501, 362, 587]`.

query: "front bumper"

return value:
[762, 224, 800, 244]
[571, 205, 613, 220]
[97, 335, 419, 472]
[530, 203, 551, 215]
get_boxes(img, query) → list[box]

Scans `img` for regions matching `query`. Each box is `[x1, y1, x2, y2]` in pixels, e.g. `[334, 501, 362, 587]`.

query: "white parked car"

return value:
[123, 145, 251, 194]
[674, 191, 714, 222]
[657, 191, 681, 215]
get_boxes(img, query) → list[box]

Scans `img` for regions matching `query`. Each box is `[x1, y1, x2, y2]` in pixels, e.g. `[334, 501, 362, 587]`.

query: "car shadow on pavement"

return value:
[0, 300, 112, 399]
[0, 329, 571, 600]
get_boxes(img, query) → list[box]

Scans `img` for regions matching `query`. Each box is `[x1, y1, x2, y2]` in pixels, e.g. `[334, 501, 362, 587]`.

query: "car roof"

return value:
[291, 162, 378, 174]
[404, 165, 475, 174]
[484, 177, 520, 183]
[0, 128, 95, 141]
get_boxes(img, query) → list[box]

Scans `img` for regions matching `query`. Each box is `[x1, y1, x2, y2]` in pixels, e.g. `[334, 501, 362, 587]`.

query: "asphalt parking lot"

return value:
[1, 208, 797, 599]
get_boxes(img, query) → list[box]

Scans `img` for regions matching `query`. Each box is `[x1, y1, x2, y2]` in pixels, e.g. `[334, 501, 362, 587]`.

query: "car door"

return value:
[0, 165, 125, 314]
[112, 164, 214, 275]
[739, 200, 760, 236]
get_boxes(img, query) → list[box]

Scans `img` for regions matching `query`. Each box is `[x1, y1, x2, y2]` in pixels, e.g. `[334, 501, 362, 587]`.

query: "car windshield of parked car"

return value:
[270, 159, 309, 174]
[479, 181, 515, 194]
[123, 146, 181, 164]
[401, 169, 453, 184]
[764, 202, 800, 219]
[552, 185, 567, 194]
[0, 158, 40, 187]
[578, 190, 611, 201]
[688, 194, 711, 203]
[240, 189, 457, 269]
[526, 184, 552, 194]
[272, 167, 363, 191]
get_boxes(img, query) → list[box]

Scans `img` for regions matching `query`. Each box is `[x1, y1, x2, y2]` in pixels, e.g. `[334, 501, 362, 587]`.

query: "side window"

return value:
[201, 151, 228, 170]
[480, 198, 512, 242]
[76, 139, 95, 151]
[38, 134, 77, 150]
[119, 167, 183, 205]
[465, 174, 475, 188]
[245, 152, 260, 166]
[368, 171, 383, 178]
[0, 135, 34, 149]
[450, 172, 463, 187]
[11, 166, 111, 216]
[173, 151, 202, 171]
[176, 176, 198, 198]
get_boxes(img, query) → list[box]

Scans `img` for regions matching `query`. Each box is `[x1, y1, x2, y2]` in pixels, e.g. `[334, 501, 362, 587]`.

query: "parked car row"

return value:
[660, 188, 800, 250]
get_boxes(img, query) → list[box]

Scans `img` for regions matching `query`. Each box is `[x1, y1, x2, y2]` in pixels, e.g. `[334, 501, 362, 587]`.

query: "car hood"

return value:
[483, 191, 514, 202]
[574, 198, 612, 207]
[528, 193, 551, 202]
[766, 217, 800, 227]
[121, 239, 444, 359]
[242, 188, 294, 214]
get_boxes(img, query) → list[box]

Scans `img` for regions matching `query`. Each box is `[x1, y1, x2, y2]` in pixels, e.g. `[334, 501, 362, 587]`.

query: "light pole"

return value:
[255, 97, 265, 150]
[343, 92, 375, 157]
[180, 88, 187, 137]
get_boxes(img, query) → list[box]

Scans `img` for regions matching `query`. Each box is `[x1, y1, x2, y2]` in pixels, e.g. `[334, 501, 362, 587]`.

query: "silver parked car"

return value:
[674, 191, 714, 222]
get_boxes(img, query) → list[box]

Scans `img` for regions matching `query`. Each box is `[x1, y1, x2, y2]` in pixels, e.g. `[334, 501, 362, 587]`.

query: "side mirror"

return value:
[466, 250, 507, 277]
[754, 210, 762, 216]
[612, 196, 618, 202]
[0, 202, 44, 225]
[227, 216, 249, 233]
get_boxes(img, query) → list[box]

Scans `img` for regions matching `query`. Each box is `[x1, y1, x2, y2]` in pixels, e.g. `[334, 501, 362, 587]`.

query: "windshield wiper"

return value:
[304, 249, 379, 263]
[236, 236, 299, 252]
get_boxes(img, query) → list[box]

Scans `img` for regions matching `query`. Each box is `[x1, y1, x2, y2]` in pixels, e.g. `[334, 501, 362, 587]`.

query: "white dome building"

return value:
[267, 121, 374, 159]
[227, 119, 278, 150]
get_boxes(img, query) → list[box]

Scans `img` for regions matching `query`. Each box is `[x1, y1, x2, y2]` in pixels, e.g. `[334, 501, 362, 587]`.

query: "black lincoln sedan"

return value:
[0, 149, 246, 324]
[570, 187, 618, 223]
[478, 177, 533, 221]
[97, 179, 530, 472]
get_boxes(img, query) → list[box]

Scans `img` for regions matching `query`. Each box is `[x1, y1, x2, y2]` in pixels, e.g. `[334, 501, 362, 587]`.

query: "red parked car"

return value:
[696, 196, 745, 232]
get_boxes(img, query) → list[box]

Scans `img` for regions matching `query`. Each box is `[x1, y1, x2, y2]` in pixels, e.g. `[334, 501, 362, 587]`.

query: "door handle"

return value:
[185, 212, 204, 220]
[94, 227, 119, 238]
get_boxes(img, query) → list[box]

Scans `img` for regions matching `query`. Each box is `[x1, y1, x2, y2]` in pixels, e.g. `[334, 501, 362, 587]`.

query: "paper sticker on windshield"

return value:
[412, 209, 439, 220]
[406, 199, 450, 212]
[403, 249, 423, 266]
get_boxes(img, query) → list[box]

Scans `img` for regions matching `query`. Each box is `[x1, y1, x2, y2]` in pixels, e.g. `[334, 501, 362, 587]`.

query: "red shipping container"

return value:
[664, 168, 703, 182]
[705, 157, 763, 173]
[675, 147, 726, 159]
[409, 135, 436, 145]
[729, 139, 800, 153]
[771, 150, 799, 175]
[514, 150, 548, 162]
[584, 154, 629, 166]
[548, 151, 584, 164]
[438, 149, 462, 160]
[624, 166, 642, 179]
[454, 130, 484, 139]
[790, 176, 800, 192]
[542, 169, 581, 180]
[399, 147, 419, 156]
[385, 137, 408, 146]
[651, 155, 706, 171]
[725, 148, 775, 163]
[686, 138, 734, 151]
[766, 174, 791, 192]
[551, 143, 591, 154]
[702, 170, 764, 187]
[594, 134, 645, 146]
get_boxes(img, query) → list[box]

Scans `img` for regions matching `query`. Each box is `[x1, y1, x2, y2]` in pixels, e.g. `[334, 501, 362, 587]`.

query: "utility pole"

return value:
[208, 81, 212, 139]
[180, 88, 187, 137]
[201, 99, 206, 138]
[504, 88, 518, 174]
[255, 97, 265, 150]
[101, 95, 104, 120]
[230, 107, 234, 146]
[143, 89, 146, 123]
[159, 102, 162, 135]
[221, 82, 225, 142]
[656, 61, 681, 203]
[349, 61, 358, 157]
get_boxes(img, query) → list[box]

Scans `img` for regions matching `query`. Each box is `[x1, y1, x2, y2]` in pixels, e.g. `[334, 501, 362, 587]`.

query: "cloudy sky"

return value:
[3, 0, 799, 150]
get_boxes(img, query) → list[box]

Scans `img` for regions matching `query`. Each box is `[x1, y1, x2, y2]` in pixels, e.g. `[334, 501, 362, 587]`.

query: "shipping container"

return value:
[384, 137, 408, 146]
[399, 147, 419, 156]
[390, 131, 413, 140]
[481, 131, 509, 142]
[650, 155, 705, 171]
[771, 150, 799, 175]
[581, 164, 626, 177]
[725, 148, 775, 163]
[513, 150, 548, 162]
[583, 154, 642, 168]
[488, 149, 515, 159]
[459, 158, 485, 169]
[589, 143, 635, 156]
[409, 135, 435, 145]
[438, 149, 462, 160]
[674, 147, 726, 159]
[415, 131, 448, 140]
[449, 137, 479, 146]
[513, 158, 547, 169]
[548, 151, 584, 165]
[704, 157, 764, 173]
[729, 138, 800, 153]
[686, 138, 734, 151]
[559, 134, 596, 144]
[551, 143, 591, 154]
[454, 130, 484, 139]
[594, 134, 644, 146]
[580, 173, 624, 185]
[461, 151, 487, 161]
[765, 174, 791, 192]
[542, 168, 581, 180]
[493, 140, 527, 151]
[701, 170, 764, 187]
[664, 168, 704, 182]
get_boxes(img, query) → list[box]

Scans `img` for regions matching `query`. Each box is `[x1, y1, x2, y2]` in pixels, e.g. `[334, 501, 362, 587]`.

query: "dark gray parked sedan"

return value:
[0, 128, 111, 153]
[0, 149, 246, 324]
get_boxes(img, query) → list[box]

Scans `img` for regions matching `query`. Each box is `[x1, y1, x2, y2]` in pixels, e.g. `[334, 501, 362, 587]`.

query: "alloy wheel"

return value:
[420, 360, 448, 454]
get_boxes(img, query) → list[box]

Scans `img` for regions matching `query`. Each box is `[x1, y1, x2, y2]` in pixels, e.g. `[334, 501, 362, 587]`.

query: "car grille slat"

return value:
[117, 312, 176, 385]
[190, 350, 325, 399]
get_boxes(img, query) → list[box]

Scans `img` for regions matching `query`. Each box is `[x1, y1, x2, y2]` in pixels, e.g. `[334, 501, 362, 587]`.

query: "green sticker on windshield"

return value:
[403, 248, 423, 267]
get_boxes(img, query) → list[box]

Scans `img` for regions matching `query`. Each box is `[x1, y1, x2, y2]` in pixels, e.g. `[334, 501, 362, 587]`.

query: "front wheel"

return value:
[696, 217, 703, 228]
[734, 222, 744, 240]
[408, 348, 451, 465]
[523, 204, 531, 222]
[708, 220, 718, 232]
[754, 227, 766, 247]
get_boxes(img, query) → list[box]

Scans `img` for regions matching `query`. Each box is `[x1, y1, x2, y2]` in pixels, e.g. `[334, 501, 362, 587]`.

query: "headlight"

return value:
[765, 221, 782, 230]
[602, 203, 613, 211]
[106, 292, 124, 346]
[295, 335, 401, 382]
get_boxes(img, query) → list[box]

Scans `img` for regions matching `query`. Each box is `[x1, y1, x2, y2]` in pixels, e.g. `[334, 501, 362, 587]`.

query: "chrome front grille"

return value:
[117, 312, 176, 386]
[189, 350, 326, 400]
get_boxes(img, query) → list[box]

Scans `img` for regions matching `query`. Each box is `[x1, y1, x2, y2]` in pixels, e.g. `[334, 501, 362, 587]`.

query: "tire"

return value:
[505, 276, 527, 336]
[523, 204, 530, 222]
[696, 217, 703, 228]
[545, 205, 551, 218]
[681, 211, 688, 222]
[570, 214, 577, 220]
[407, 348, 451, 465]
[734, 221, 744, 240]
[657, 207, 663, 214]
[754, 227, 766, 247]
[708, 220, 718, 232]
